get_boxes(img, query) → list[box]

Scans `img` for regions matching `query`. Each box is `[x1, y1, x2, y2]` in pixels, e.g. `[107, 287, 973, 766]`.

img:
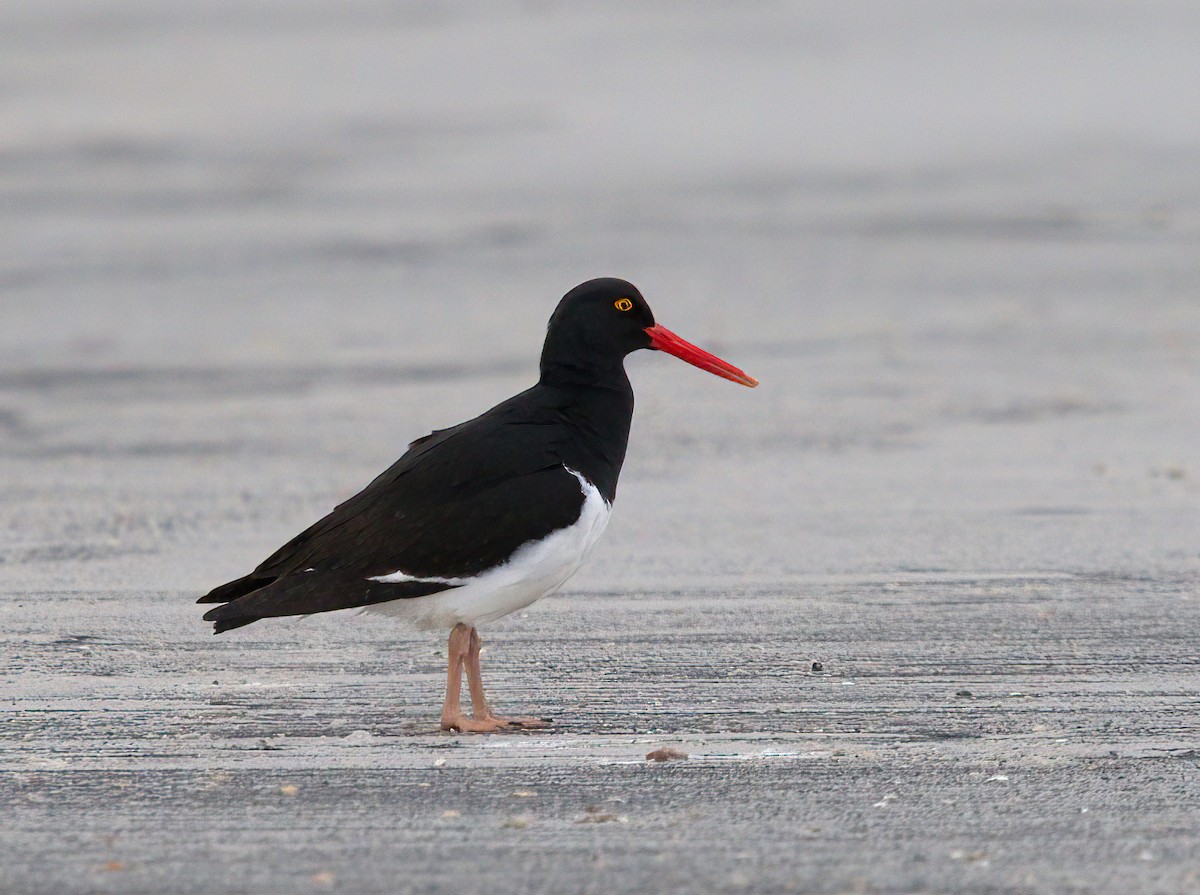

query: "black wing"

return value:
[199, 389, 584, 631]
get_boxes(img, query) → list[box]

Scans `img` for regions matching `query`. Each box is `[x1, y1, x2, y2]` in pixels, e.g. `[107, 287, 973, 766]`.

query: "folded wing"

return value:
[199, 398, 583, 632]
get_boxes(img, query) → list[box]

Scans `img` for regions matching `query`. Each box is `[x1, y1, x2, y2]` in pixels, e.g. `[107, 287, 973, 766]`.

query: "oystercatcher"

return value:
[199, 278, 757, 732]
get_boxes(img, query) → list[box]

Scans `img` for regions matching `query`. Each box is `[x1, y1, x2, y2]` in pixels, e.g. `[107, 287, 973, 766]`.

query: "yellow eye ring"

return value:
[614, 298, 634, 312]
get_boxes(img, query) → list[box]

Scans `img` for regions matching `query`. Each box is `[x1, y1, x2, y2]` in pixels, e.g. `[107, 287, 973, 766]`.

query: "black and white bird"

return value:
[199, 278, 757, 732]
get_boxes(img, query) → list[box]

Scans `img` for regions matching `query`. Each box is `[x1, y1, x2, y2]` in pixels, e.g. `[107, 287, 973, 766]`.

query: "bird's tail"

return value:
[198, 572, 458, 633]
[196, 573, 278, 633]
[197, 573, 278, 605]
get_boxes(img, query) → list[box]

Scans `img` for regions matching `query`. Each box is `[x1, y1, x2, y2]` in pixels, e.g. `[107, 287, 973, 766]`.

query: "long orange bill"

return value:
[645, 324, 758, 387]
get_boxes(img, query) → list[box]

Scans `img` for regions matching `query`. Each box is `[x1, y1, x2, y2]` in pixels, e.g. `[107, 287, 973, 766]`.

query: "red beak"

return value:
[644, 324, 758, 388]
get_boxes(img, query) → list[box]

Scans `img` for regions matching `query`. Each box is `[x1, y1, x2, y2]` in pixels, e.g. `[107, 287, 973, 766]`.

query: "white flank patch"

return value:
[365, 466, 611, 630]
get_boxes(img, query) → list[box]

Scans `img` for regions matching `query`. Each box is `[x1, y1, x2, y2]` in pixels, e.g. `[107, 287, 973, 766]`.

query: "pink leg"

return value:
[465, 627, 550, 730]
[439, 624, 477, 731]
[464, 627, 494, 719]
[439, 624, 550, 732]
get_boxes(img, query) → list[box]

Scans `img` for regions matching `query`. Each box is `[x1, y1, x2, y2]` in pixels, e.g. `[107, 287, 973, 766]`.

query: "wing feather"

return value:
[199, 389, 586, 631]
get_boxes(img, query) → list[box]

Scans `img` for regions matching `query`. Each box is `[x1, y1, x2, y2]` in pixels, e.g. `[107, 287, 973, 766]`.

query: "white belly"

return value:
[365, 467, 611, 630]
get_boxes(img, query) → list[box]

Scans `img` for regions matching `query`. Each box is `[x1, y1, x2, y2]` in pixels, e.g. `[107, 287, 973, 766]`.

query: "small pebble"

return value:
[645, 747, 688, 762]
[578, 805, 627, 823]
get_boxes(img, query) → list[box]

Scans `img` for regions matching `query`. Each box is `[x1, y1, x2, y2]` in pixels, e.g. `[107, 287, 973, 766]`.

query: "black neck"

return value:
[535, 370, 634, 503]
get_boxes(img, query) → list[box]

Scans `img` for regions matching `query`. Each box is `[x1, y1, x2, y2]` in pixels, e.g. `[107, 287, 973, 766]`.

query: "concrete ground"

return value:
[2, 3, 1199, 893]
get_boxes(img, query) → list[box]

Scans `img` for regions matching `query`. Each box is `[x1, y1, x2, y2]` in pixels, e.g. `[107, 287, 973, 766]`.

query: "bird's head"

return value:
[541, 278, 758, 388]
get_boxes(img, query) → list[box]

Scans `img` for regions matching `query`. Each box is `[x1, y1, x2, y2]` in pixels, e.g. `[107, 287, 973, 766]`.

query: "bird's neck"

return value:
[535, 371, 634, 503]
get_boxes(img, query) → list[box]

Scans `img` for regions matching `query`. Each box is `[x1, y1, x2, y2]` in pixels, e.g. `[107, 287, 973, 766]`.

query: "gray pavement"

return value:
[3, 3, 1200, 893]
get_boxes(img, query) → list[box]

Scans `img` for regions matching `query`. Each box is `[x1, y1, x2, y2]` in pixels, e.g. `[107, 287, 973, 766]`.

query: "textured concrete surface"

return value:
[3, 2, 1200, 893]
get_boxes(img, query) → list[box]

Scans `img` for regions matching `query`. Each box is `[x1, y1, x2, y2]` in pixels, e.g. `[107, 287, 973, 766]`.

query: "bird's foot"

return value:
[440, 713, 552, 733]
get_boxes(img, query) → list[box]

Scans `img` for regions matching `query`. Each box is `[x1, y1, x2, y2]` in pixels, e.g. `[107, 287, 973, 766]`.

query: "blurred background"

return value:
[2, 0, 1197, 592]
[3, 6, 1199, 890]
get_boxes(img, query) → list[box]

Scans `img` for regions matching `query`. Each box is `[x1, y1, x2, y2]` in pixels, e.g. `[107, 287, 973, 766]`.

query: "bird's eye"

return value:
[614, 298, 634, 312]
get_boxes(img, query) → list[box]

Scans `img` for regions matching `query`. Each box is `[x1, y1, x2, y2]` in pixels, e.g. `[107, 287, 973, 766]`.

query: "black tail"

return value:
[197, 574, 278, 604]
[198, 574, 278, 634]
[211, 615, 261, 633]
[200, 571, 458, 634]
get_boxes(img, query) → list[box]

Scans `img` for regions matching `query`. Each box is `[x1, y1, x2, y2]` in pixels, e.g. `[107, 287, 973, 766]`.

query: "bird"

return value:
[198, 278, 757, 732]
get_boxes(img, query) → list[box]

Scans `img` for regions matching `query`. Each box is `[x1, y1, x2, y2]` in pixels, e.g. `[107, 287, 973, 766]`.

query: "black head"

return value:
[540, 277, 758, 389]
[546, 277, 654, 354]
[539, 278, 655, 385]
